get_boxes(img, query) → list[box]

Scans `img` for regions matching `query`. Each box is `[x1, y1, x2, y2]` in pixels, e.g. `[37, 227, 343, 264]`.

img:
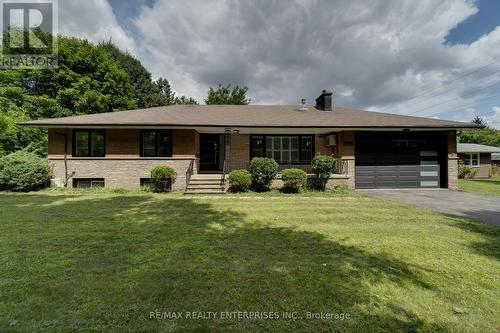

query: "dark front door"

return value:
[200, 134, 223, 172]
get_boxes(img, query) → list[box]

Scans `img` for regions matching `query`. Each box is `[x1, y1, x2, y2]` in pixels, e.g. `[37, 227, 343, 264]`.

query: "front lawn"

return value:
[459, 175, 500, 196]
[0, 192, 498, 332]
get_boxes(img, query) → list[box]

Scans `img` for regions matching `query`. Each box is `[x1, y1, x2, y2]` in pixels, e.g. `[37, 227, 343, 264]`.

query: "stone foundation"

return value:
[50, 158, 195, 191]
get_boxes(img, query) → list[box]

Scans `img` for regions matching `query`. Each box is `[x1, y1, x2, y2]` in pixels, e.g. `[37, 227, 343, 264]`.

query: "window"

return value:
[141, 130, 172, 157]
[73, 130, 105, 157]
[140, 178, 152, 188]
[250, 135, 314, 164]
[464, 153, 480, 167]
[73, 178, 105, 188]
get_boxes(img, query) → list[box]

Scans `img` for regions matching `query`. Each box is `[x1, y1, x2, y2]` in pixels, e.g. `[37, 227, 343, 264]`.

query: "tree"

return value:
[471, 116, 487, 127]
[0, 35, 197, 157]
[205, 83, 250, 105]
[459, 117, 500, 147]
[174, 95, 198, 105]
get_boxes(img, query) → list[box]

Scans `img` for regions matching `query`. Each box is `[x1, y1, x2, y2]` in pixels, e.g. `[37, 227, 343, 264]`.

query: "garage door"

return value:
[355, 151, 440, 189]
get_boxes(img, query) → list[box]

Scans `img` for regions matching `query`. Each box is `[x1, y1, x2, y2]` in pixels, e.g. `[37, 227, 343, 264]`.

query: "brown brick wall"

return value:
[229, 134, 250, 164]
[48, 128, 197, 159]
[48, 128, 198, 190]
[315, 135, 332, 155]
[107, 129, 140, 157]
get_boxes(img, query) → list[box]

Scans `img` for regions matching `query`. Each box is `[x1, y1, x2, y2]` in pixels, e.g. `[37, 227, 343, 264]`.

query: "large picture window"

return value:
[73, 130, 105, 157]
[250, 135, 314, 164]
[464, 153, 480, 167]
[140, 130, 172, 157]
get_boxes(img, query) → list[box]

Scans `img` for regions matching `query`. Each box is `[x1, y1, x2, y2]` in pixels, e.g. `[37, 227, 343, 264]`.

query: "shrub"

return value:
[228, 169, 252, 192]
[249, 157, 278, 191]
[150, 166, 177, 192]
[311, 155, 336, 191]
[458, 165, 476, 179]
[281, 168, 307, 192]
[0, 151, 52, 192]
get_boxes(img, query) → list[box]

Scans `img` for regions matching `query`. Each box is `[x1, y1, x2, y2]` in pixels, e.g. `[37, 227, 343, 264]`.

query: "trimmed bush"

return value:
[281, 168, 307, 192]
[458, 165, 476, 179]
[150, 166, 177, 192]
[249, 157, 278, 191]
[0, 151, 52, 192]
[311, 155, 336, 191]
[228, 169, 252, 192]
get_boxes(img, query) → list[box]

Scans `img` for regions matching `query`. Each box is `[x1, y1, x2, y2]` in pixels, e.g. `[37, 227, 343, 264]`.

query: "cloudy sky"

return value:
[58, 0, 500, 128]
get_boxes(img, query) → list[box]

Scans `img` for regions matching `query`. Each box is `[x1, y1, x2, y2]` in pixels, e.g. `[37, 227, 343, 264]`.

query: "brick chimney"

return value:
[315, 90, 333, 111]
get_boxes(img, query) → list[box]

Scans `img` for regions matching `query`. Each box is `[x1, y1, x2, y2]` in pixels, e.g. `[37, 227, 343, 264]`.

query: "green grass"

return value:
[0, 191, 498, 332]
[459, 176, 500, 196]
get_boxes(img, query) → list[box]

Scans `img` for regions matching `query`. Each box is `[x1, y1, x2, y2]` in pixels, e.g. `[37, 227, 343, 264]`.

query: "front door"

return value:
[199, 134, 224, 172]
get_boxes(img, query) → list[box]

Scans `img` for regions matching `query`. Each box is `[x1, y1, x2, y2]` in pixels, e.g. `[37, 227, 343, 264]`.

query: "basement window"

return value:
[73, 178, 105, 188]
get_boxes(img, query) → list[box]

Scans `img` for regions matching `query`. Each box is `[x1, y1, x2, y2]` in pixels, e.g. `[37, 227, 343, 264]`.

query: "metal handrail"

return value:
[185, 159, 194, 188]
[222, 159, 349, 175]
[221, 160, 227, 187]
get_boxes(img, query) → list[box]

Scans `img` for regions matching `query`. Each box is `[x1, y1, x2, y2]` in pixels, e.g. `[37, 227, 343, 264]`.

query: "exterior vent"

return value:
[315, 90, 333, 111]
[326, 134, 337, 146]
[298, 98, 308, 111]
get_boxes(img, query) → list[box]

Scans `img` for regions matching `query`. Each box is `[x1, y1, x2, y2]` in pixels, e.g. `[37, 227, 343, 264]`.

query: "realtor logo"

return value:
[0, 0, 58, 68]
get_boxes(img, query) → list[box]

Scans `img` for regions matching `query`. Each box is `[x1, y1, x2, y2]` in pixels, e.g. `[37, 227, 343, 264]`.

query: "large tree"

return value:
[459, 117, 500, 147]
[0, 36, 196, 157]
[205, 83, 250, 105]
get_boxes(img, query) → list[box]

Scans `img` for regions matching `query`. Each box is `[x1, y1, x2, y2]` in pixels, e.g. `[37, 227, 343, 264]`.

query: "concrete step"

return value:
[184, 189, 226, 195]
[191, 174, 223, 180]
[187, 184, 225, 190]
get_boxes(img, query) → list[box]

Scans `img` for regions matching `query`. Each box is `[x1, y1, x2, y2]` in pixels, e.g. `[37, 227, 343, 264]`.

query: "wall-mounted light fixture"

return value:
[233, 129, 240, 135]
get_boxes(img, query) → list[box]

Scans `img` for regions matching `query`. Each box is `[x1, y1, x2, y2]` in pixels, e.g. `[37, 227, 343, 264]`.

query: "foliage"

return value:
[311, 155, 336, 190]
[205, 83, 250, 105]
[228, 169, 252, 192]
[173, 95, 198, 105]
[281, 168, 307, 192]
[0, 151, 51, 192]
[0, 36, 197, 158]
[249, 157, 278, 191]
[150, 166, 177, 192]
[458, 165, 476, 179]
[459, 117, 500, 147]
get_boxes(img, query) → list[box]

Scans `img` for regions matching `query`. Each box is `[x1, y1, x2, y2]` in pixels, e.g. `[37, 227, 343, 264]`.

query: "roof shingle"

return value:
[18, 104, 481, 129]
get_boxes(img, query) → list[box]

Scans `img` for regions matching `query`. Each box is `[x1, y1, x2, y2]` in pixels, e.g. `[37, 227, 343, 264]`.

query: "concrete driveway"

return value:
[359, 189, 500, 226]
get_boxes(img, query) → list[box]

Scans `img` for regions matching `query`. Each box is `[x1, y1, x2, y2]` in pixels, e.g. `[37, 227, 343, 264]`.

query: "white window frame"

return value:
[464, 153, 480, 167]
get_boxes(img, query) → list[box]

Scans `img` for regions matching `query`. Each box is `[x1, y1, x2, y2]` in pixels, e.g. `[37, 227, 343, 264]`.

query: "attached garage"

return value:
[355, 131, 448, 189]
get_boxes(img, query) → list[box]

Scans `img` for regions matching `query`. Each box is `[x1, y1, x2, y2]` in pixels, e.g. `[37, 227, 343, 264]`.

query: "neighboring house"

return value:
[457, 143, 500, 178]
[493, 153, 500, 168]
[20, 90, 480, 191]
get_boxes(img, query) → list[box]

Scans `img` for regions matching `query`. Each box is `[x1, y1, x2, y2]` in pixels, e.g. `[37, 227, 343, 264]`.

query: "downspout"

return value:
[55, 131, 68, 187]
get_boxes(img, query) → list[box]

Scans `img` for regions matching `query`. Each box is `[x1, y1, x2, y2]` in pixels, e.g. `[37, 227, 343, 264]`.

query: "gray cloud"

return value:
[58, 0, 500, 127]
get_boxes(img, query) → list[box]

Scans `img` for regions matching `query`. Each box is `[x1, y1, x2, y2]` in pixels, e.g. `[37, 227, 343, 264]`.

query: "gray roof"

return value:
[18, 104, 481, 129]
[457, 143, 500, 153]
[492, 153, 500, 161]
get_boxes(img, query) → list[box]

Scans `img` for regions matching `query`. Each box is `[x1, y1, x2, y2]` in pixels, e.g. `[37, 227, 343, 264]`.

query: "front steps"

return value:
[184, 174, 226, 194]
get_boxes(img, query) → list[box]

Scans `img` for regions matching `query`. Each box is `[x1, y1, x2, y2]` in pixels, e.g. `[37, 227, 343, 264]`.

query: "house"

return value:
[493, 153, 500, 168]
[457, 143, 500, 178]
[19, 90, 480, 192]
